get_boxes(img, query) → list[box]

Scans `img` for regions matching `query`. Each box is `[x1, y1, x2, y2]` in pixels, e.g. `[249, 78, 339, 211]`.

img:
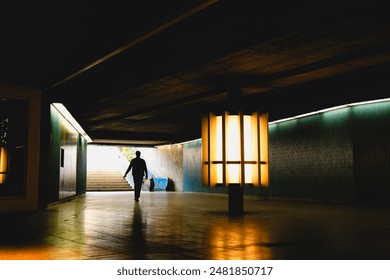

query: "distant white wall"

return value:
[138, 145, 183, 192]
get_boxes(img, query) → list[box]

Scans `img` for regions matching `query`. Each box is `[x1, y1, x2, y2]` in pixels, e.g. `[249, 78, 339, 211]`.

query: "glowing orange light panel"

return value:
[0, 147, 8, 184]
[202, 111, 269, 187]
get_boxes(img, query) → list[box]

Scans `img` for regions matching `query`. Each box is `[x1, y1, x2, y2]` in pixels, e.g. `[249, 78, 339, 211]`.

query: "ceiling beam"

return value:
[48, 0, 220, 91]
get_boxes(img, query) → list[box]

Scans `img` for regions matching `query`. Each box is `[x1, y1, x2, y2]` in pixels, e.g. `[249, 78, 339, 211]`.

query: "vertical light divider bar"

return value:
[209, 113, 218, 187]
[239, 112, 245, 187]
[260, 113, 269, 187]
[222, 111, 227, 187]
[201, 114, 209, 187]
[252, 112, 260, 187]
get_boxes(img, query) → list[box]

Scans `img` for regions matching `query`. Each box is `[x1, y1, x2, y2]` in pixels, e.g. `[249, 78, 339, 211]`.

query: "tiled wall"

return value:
[352, 102, 390, 204]
[183, 140, 227, 194]
[268, 108, 355, 203]
[76, 136, 88, 195]
[182, 140, 202, 192]
[140, 144, 183, 192]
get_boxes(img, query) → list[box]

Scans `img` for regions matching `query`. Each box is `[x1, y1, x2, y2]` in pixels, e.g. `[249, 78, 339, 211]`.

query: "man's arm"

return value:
[123, 161, 133, 178]
[144, 161, 148, 178]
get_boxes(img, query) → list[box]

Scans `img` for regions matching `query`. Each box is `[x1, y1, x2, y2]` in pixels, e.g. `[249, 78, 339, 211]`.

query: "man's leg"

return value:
[133, 176, 142, 201]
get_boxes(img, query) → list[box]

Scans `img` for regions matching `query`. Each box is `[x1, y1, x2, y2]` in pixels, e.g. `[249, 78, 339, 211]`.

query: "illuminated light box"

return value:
[202, 111, 269, 188]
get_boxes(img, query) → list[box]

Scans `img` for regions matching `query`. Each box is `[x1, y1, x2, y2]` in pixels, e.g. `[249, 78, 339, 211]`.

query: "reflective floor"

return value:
[1, 191, 390, 260]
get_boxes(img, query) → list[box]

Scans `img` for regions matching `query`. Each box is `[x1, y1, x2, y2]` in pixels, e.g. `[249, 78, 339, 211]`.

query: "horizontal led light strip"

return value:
[52, 103, 93, 143]
[270, 97, 390, 125]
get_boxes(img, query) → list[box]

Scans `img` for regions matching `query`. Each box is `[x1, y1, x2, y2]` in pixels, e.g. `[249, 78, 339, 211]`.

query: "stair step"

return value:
[88, 188, 133, 191]
[87, 178, 127, 181]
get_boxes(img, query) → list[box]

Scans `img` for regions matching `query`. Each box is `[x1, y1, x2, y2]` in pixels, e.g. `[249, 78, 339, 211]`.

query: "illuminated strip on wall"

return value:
[51, 103, 93, 143]
[270, 98, 390, 125]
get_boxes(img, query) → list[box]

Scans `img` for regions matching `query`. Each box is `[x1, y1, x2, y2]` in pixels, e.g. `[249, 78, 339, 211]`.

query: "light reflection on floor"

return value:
[1, 191, 390, 260]
[209, 221, 272, 260]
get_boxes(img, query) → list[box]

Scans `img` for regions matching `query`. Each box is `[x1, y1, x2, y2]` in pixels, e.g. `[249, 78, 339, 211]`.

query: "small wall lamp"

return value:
[0, 147, 8, 184]
[202, 111, 269, 188]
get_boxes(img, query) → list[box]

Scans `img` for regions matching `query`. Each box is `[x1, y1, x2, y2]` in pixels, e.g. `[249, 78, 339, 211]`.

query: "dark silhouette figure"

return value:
[123, 151, 148, 202]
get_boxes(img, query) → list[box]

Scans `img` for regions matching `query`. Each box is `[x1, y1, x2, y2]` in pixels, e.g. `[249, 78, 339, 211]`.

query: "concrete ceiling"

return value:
[2, 0, 390, 146]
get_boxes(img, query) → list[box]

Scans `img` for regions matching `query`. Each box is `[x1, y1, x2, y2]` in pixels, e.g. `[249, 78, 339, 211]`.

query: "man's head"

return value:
[135, 151, 141, 157]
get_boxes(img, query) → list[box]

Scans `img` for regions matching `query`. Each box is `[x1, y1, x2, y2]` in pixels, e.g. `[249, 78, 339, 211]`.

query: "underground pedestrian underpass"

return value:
[1, 1, 390, 260]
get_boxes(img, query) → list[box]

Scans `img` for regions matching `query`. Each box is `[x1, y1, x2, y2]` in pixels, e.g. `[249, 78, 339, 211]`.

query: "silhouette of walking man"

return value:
[123, 151, 148, 202]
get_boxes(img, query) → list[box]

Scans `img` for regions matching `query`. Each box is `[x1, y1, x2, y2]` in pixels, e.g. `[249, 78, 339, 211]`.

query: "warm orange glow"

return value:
[202, 113, 219, 187]
[0, 248, 54, 260]
[202, 111, 269, 187]
[226, 115, 240, 183]
[260, 113, 269, 186]
[0, 244, 86, 260]
[209, 222, 272, 259]
[0, 147, 7, 184]
[201, 115, 209, 187]
[216, 116, 223, 184]
[244, 115, 254, 184]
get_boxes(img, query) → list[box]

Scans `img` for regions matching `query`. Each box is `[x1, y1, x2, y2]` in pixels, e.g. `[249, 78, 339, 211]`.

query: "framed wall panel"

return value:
[0, 85, 41, 211]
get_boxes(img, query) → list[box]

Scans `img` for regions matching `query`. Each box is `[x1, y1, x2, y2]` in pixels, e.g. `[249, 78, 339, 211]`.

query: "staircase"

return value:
[86, 145, 133, 192]
[87, 170, 133, 191]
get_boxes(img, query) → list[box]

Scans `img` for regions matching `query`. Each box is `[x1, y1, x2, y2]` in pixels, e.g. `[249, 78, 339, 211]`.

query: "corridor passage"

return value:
[1, 192, 390, 260]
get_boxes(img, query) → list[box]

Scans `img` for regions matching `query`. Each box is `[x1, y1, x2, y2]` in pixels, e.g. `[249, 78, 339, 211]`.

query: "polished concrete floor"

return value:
[1, 191, 390, 260]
